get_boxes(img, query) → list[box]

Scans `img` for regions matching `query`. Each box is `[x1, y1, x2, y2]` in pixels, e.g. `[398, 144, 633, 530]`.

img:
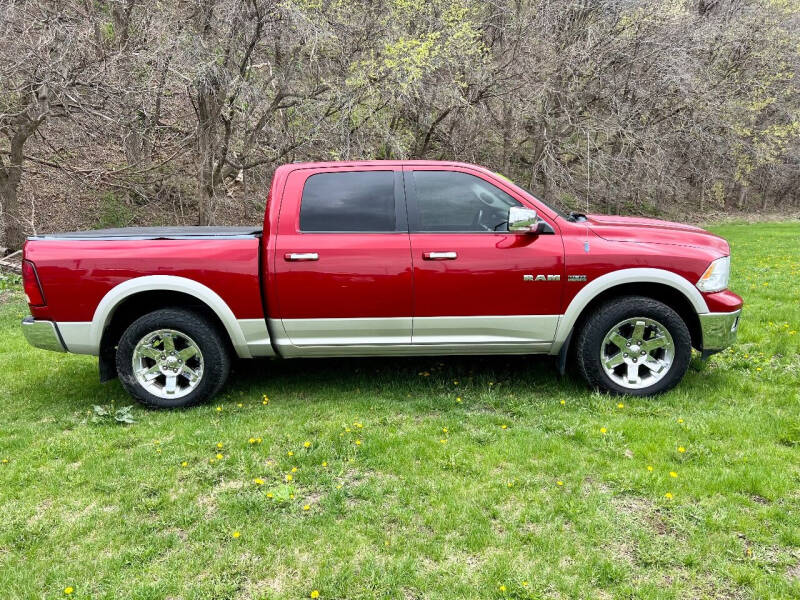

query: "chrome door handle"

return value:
[285, 252, 319, 261]
[423, 251, 457, 260]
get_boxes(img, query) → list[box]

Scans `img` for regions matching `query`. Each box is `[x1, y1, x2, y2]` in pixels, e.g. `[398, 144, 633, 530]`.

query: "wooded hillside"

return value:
[1, 0, 798, 250]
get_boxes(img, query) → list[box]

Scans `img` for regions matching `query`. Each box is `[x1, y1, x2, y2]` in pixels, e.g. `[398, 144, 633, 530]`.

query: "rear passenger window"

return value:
[300, 171, 396, 232]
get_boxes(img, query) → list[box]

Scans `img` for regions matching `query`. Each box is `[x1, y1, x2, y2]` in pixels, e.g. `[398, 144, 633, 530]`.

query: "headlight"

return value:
[696, 256, 730, 293]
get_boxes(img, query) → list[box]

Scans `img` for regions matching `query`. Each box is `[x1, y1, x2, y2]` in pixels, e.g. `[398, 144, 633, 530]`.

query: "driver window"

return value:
[411, 171, 521, 232]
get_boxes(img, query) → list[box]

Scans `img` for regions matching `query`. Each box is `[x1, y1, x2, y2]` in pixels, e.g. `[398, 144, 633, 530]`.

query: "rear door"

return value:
[405, 166, 564, 347]
[273, 166, 413, 350]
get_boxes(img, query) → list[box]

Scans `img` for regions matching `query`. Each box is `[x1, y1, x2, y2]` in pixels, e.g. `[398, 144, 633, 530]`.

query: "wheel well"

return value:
[98, 290, 231, 381]
[571, 283, 702, 350]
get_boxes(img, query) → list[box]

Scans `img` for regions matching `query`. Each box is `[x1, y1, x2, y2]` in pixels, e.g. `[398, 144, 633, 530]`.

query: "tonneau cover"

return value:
[29, 226, 262, 240]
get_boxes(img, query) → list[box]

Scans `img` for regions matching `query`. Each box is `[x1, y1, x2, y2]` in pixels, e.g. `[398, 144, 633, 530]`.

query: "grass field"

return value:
[1, 221, 798, 600]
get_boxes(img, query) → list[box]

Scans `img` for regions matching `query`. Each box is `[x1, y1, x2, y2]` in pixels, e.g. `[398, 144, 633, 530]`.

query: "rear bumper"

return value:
[699, 309, 741, 354]
[21, 317, 67, 352]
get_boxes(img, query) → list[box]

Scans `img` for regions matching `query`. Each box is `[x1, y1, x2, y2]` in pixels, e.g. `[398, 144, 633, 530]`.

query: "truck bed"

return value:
[29, 226, 262, 240]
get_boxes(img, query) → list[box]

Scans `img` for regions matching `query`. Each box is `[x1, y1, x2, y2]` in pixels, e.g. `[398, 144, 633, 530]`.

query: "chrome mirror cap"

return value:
[508, 207, 540, 233]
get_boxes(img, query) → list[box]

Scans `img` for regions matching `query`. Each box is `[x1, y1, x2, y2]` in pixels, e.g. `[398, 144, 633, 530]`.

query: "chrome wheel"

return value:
[600, 317, 674, 390]
[132, 329, 204, 399]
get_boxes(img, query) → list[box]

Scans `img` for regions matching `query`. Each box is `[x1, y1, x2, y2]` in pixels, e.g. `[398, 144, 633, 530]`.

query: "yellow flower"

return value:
[288, 451, 294, 456]
[665, 492, 673, 499]
[267, 492, 274, 499]
[617, 403, 624, 409]
[678, 446, 686, 453]
[456, 397, 462, 403]
[453, 380, 459, 385]
[355, 422, 363, 428]
[1, 458, 8, 464]
[216, 406, 222, 412]
[289, 493, 295, 499]
[522, 581, 528, 587]
[556, 480, 564, 486]
[560, 399, 565, 405]
[304, 441, 311, 448]
[355, 440, 362, 446]
[303, 504, 310, 511]
[647, 465, 653, 472]
[216, 453, 223, 460]
[209, 458, 215, 464]
[310, 591, 320, 599]
[499, 584, 506, 592]
[237, 403, 243, 408]
[507, 481, 513, 488]
[322, 461, 328, 467]
[217, 442, 223, 449]
[440, 439, 447, 444]
[600, 427, 607, 434]
[669, 471, 677, 478]
[262, 394, 269, 404]
[181, 461, 188, 467]
[345, 427, 351, 432]
[256, 438, 262, 443]
[442, 427, 448, 433]
[677, 418, 684, 424]
[501, 424, 507, 429]
[336, 484, 343, 489]
[248, 438, 256, 444]
[64, 588, 74, 595]
[286, 474, 293, 481]
[232, 531, 240, 538]
[254, 478, 264, 485]
[291, 467, 298, 473]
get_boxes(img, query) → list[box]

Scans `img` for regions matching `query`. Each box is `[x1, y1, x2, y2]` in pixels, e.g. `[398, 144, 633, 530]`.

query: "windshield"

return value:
[493, 173, 573, 220]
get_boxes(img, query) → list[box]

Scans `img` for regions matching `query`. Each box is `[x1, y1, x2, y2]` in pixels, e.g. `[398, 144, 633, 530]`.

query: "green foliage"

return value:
[94, 193, 134, 229]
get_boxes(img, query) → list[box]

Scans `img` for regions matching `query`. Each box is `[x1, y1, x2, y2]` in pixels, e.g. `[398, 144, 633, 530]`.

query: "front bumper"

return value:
[21, 317, 67, 352]
[699, 309, 741, 355]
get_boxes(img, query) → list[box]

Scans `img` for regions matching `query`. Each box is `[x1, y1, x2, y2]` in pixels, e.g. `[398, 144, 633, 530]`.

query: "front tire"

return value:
[116, 308, 231, 408]
[575, 296, 692, 396]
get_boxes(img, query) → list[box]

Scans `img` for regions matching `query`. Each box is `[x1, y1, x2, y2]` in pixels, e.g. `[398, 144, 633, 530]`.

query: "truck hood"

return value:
[586, 214, 730, 254]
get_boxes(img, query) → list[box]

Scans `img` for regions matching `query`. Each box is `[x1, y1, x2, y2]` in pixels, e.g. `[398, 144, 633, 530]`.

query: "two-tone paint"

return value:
[21, 160, 743, 368]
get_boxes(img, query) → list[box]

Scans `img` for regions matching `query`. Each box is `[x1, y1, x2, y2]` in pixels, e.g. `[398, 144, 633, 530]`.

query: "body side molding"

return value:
[550, 267, 709, 355]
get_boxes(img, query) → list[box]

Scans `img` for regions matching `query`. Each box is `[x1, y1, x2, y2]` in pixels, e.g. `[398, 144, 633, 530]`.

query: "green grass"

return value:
[1, 222, 799, 599]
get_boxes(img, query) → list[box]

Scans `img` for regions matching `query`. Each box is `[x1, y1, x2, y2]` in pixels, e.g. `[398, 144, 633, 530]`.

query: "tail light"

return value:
[22, 260, 46, 306]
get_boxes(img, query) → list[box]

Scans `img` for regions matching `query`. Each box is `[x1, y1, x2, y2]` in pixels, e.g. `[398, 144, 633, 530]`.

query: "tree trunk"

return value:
[0, 132, 28, 251]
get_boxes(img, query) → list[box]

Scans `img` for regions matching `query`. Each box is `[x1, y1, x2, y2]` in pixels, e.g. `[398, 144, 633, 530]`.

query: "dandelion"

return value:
[617, 403, 624, 409]
[456, 397, 462, 403]
[254, 478, 264, 485]
[355, 440, 362, 446]
[303, 504, 310, 511]
[216, 406, 222, 412]
[665, 492, 673, 499]
[454, 380, 459, 385]
[322, 461, 328, 467]
[442, 427, 448, 433]
[669, 471, 677, 478]
[501, 424, 507, 429]
[288, 451, 294, 457]
[440, 439, 447, 444]
[286, 474, 293, 482]
[291, 467, 298, 473]
[181, 461, 188, 467]
[217, 442, 223, 449]
[507, 481, 513, 488]
[336, 484, 343, 489]
[64, 587, 74, 595]
[267, 492, 274, 499]
[677, 418, 684, 424]
[556, 480, 564, 486]
[647, 465, 653, 472]
[499, 584, 506, 592]
[310, 591, 320, 599]
[232, 531, 240, 538]
[237, 403, 243, 408]
[355, 422, 363, 428]
[1, 458, 8, 464]
[262, 394, 269, 404]
[600, 427, 607, 434]
[256, 438, 262, 443]
[560, 399, 565, 405]
[209, 458, 215, 464]
[216, 453, 223, 460]
[289, 494, 295, 499]
[304, 441, 311, 448]
[522, 581, 529, 587]
[678, 446, 686, 453]
[249, 437, 257, 444]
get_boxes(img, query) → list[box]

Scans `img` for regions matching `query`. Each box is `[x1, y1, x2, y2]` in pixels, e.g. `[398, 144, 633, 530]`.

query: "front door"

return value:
[405, 167, 564, 348]
[273, 167, 413, 351]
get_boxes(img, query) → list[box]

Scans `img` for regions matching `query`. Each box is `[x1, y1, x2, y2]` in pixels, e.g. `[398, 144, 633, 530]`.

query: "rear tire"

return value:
[575, 296, 691, 396]
[116, 308, 231, 408]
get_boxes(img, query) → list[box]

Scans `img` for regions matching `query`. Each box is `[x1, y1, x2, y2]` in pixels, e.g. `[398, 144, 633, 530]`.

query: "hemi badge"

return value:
[568, 275, 587, 282]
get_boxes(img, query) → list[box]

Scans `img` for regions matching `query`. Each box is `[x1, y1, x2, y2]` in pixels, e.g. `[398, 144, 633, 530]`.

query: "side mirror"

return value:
[508, 207, 542, 233]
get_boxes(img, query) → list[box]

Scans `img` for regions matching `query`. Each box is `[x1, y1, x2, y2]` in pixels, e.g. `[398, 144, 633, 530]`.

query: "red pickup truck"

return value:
[20, 160, 742, 407]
